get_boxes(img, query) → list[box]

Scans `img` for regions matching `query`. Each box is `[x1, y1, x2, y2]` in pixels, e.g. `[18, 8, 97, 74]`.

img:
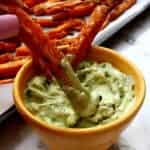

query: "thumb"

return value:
[0, 14, 19, 40]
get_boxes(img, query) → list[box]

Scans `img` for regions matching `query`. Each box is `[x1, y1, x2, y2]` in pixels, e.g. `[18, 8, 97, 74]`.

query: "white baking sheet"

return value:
[0, 0, 150, 117]
[94, 0, 150, 44]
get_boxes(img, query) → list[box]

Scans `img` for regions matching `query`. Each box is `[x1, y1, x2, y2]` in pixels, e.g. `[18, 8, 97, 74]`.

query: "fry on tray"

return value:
[108, 0, 136, 21]
[0, 56, 29, 78]
[54, 38, 77, 55]
[0, 53, 14, 64]
[33, 0, 86, 15]
[72, 5, 109, 65]
[102, 0, 136, 28]
[101, 0, 123, 8]
[34, 17, 62, 27]
[0, 78, 13, 84]
[69, 2, 96, 18]
[0, 1, 18, 13]
[47, 19, 83, 39]
[0, 41, 17, 53]
[34, 2, 96, 27]
[16, 44, 31, 56]
[51, 5, 109, 63]
[17, 0, 46, 8]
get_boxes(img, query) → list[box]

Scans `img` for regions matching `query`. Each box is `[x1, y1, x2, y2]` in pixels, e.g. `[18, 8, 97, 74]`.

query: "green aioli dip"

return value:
[24, 61, 135, 128]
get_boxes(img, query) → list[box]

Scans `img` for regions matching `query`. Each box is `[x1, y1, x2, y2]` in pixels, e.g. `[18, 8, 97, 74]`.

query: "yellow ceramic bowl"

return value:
[13, 46, 145, 150]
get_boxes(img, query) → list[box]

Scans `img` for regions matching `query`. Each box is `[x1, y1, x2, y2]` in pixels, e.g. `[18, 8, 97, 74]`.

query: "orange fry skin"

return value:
[0, 41, 17, 53]
[69, 2, 96, 18]
[54, 5, 109, 64]
[16, 45, 31, 56]
[100, 0, 123, 7]
[41, 2, 94, 27]
[16, 8, 63, 65]
[50, 5, 109, 65]
[0, 78, 13, 84]
[22, 0, 46, 7]
[50, 2, 96, 21]
[102, 0, 136, 28]
[0, 53, 14, 64]
[34, 17, 62, 27]
[109, 0, 136, 21]
[37, 2, 96, 27]
[73, 5, 110, 65]
[0, 1, 19, 13]
[16, 8, 69, 83]
[33, 0, 84, 15]
[47, 19, 83, 39]
[0, 57, 29, 78]
[0, 0, 33, 13]
[32, 0, 59, 15]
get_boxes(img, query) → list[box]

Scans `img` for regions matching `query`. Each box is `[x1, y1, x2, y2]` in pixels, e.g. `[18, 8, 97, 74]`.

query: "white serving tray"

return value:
[94, 0, 150, 44]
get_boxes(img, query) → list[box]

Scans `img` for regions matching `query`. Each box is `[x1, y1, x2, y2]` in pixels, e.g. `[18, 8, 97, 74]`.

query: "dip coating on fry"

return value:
[24, 62, 135, 128]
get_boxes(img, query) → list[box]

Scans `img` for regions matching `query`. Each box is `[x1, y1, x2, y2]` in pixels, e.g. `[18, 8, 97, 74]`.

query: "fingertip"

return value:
[0, 14, 19, 40]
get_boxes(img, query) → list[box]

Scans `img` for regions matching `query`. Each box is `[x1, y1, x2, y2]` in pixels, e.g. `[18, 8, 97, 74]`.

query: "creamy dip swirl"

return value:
[24, 61, 135, 128]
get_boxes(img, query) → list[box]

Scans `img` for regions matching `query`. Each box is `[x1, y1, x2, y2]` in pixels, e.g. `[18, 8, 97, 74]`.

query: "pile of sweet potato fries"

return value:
[0, 0, 136, 84]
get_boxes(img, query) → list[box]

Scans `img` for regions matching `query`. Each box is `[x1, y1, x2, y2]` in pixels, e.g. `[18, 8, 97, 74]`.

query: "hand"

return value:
[0, 14, 19, 40]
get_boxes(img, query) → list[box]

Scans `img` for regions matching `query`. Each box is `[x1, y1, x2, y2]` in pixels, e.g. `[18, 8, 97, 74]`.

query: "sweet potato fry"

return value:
[51, 2, 96, 21]
[54, 5, 109, 61]
[4, 36, 21, 45]
[73, 5, 109, 65]
[0, 1, 18, 13]
[0, 53, 14, 64]
[0, 57, 29, 78]
[109, 0, 136, 21]
[16, 8, 72, 83]
[100, 0, 123, 8]
[32, 0, 60, 15]
[70, 2, 96, 18]
[0, 0, 32, 13]
[16, 44, 31, 56]
[0, 41, 17, 53]
[13, 56, 29, 61]
[35, 2, 96, 27]
[16, 8, 62, 64]
[0, 78, 13, 84]
[101, 14, 111, 29]
[43, 2, 94, 26]
[47, 19, 83, 39]
[56, 37, 79, 55]
[33, 0, 84, 15]
[17, 0, 46, 8]
[34, 17, 62, 27]
[102, 0, 136, 28]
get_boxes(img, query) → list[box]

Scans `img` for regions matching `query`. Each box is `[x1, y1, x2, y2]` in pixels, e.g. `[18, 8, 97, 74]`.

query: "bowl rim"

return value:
[13, 46, 146, 135]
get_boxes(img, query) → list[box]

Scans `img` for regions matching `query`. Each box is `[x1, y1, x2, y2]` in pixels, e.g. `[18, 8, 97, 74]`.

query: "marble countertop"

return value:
[0, 8, 150, 150]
